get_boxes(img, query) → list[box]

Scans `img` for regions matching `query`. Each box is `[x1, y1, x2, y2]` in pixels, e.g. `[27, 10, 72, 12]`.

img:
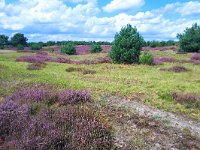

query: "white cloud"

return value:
[103, 0, 145, 13]
[0, 0, 200, 41]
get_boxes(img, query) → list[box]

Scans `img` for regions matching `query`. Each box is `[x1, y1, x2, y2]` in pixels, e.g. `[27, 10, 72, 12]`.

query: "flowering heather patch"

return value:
[16, 55, 48, 63]
[172, 93, 200, 109]
[72, 59, 98, 65]
[97, 57, 112, 63]
[76, 45, 91, 55]
[142, 46, 178, 51]
[36, 51, 48, 56]
[160, 66, 190, 73]
[55, 57, 71, 63]
[190, 60, 200, 65]
[27, 62, 47, 70]
[5, 87, 58, 105]
[153, 57, 179, 65]
[0, 100, 29, 138]
[54, 108, 113, 149]
[191, 53, 200, 61]
[59, 90, 91, 104]
[101, 45, 112, 52]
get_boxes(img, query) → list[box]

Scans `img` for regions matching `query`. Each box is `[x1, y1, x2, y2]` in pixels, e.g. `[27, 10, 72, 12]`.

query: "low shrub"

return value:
[58, 90, 91, 105]
[61, 43, 76, 55]
[97, 57, 112, 63]
[191, 53, 200, 61]
[0, 100, 29, 138]
[31, 43, 42, 50]
[90, 44, 102, 53]
[16, 55, 48, 63]
[172, 93, 200, 109]
[139, 50, 154, 65]
[66, 67, 96, 75]
[36, 51, 48, 56]
[160, 66, 190, 73]
[17, 44, 24, 50]
[27, 62, 47, 70]
[154, 57, 179, 65]
[5, 86, 58, 106]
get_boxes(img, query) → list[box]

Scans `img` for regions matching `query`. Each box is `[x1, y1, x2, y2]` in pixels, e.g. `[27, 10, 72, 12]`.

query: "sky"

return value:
[0, 0, 200, 42]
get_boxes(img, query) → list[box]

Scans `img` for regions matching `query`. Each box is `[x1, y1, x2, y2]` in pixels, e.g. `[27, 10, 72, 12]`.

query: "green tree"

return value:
[110, 24, 144, 64]
[90, 44, 102, 53]
[177, 23, 200, 52]
[61, 43, 76, 55]
[11, 33, 28, 46]
[0, 34, 9, 49]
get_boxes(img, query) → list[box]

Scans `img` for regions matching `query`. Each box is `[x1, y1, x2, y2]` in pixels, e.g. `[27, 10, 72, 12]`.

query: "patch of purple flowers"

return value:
[0, 100, 29, 138]
[16, 55, 49, 63]
[59, 90, 91, 105]
[154, 57, 179, 65]
[191, 53, 200, 61]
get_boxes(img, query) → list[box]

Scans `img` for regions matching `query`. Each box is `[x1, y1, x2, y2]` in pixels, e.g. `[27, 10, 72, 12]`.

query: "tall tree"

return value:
[11, 33, 28, 46]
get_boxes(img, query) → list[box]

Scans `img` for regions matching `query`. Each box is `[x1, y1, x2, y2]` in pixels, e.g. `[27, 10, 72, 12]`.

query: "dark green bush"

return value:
[0, 44, 4, 49]
[17, 44, 24, 50]
[61, 43, 76, 55]
[177, 23, 200, 52]
[31, 43, 42, 50]
[109, 24, 144, 64]
[90, 44, 102, 53]
[11, 33, 27, 46]
[139, 50, 154, 65]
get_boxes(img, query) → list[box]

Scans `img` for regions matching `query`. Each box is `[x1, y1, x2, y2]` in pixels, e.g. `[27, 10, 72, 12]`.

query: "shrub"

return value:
[31, 43, 42, 50]
[0, 44, 4, 49]
[58, 90, 91, 105]
[11, 33, 27, 46]
[61, 43, 76, 55]
[172, 93, 200, 109]
[191, 53, 200, 61]
[139, 50, 154, 65]
[17, 44, 24, 50]
[5, 87, 58, 105]
[16, 55, 48, 63]
[66, 67, 96, 75]
[97, 57, 111, 63]
[27, 62, 47, 70]
[160, 66, 190, 73]
[177, 23, 200, 52]
[0, 100, 29, 138]
[90, 44, 102, 53]
[110, 24, 144, 64]
[153, 57, 179, 65]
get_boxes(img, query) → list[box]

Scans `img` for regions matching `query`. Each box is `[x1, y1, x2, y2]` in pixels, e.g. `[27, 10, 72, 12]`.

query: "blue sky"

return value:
[0, 0, 200, 42]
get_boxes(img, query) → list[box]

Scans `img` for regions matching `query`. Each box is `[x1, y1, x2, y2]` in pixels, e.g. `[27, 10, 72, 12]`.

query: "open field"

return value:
[0, 50, 200, 149]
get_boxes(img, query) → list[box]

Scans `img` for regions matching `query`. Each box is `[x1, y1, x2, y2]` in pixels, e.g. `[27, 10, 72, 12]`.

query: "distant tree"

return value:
[31, 43, 42, 50]
[11, 33, 28, 46]
[90, 44, 102, 53]
[109, 24, 144, 64]
[17, 44, 24, 50]
[0, 34, 9, 49]
[177, 23, 200, 52]
[61, 43, 76, 55]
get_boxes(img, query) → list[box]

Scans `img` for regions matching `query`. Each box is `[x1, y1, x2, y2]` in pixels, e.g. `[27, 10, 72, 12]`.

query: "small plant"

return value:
[0, 100, 29, 138]
[160, 66, 190, 73]
[90, 44, 102, 53]
[58, 90, 91, 104]
[27, 62, 47, 70]
[61, 43, 76, 55]
[139, 50, 154, 65]
[172, 93, 200, 109]
[17, 44, 24, 50]
[191, 53, 200, 61]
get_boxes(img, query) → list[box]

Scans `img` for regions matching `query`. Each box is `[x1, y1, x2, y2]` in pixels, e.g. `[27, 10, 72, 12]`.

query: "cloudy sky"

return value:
[0, 0, 200, 42]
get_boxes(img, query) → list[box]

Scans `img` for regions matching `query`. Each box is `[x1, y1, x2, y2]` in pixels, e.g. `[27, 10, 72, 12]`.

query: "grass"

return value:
[0, 51, 200, 119]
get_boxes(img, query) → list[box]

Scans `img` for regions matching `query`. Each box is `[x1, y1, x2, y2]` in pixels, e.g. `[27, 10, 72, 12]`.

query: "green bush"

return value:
[139, 50, 154, 65]
[31, 43, 42, 50]
[17, 44, 24, 50]
[61, 43, 76, 55]
[177, 23, 200, 52]
[90, 44, 102, 53]
[0, 44, 4, 49]
[109, 24, 144, 64]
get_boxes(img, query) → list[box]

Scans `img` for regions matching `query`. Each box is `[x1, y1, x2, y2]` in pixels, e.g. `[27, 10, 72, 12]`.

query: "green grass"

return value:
[0, 51, 200, 119]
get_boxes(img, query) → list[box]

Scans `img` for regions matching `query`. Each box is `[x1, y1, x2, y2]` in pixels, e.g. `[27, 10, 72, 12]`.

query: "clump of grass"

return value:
[27, 62, 47, 70]
[160, 66, 190, 73]
[172, 93, 200, 109]
[66, 67, 96, 75]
